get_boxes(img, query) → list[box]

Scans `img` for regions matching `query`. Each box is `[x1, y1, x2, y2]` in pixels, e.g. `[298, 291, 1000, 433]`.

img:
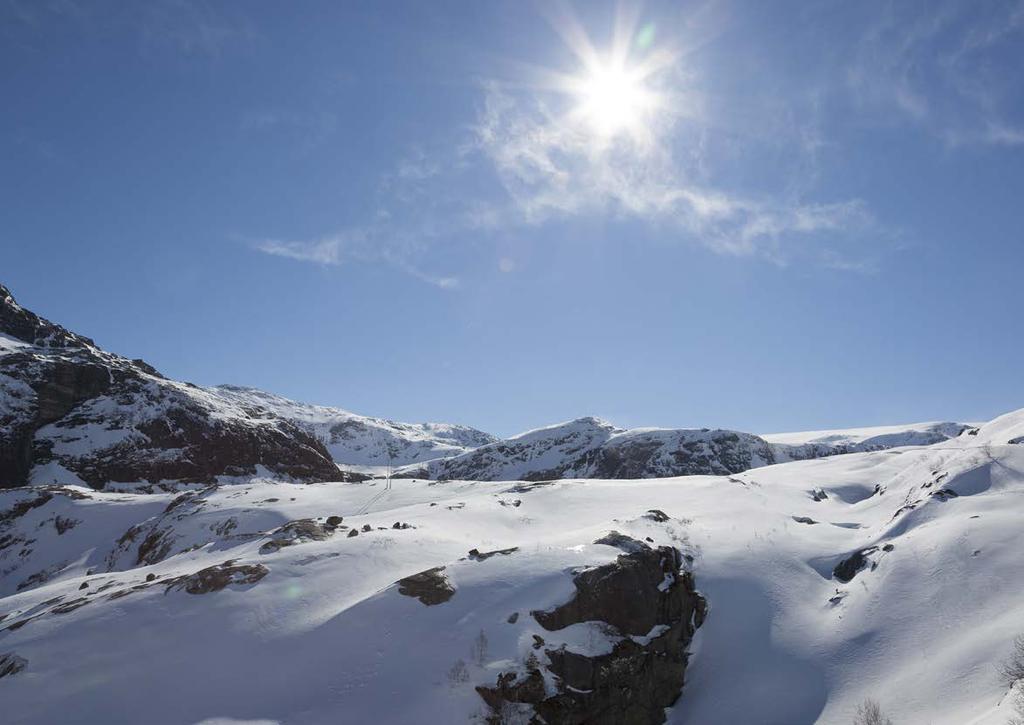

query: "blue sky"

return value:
[3, 0, 1023, 437]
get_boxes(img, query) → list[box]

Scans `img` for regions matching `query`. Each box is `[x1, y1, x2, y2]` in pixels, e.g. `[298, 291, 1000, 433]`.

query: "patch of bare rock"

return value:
[478, 545, 706, 725]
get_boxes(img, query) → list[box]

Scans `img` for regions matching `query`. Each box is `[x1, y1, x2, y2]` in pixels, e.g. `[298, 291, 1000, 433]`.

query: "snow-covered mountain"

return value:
[397, 416, 970, 482]
[2, 407, 1023, 723]
[399, 416, 781, 481]
[0, 284, 342, 491]
[209, 385, 496, 470]
[0, 284, 494, 490]
[1, 283, 972, 491]
[763, 420, 972, 454]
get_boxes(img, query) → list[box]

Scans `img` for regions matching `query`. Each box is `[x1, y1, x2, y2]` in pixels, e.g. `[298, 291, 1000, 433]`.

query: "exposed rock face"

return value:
[467, 547, 518, 561]
[408, 417, 781, 482]
[165, 561, 268, 594]
[593, 530, 651, 553]
[588, 432, 774, 480]
[260, 519, 335, 554]
[833, 547, 876, 583]
[399, 417, 970, 484]
[478, 546, 706, 724]
[0, 652, 28, 678]
[531, 547, 697, 637]
[396, 567, 456, 605]
[0, 283, 339, 490]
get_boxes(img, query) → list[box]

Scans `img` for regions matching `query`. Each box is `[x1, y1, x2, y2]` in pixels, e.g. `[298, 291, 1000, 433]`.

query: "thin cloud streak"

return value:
[257, 236, 345, 266]
[845, 0, 1024, 147]
[255, 227, 460, 291]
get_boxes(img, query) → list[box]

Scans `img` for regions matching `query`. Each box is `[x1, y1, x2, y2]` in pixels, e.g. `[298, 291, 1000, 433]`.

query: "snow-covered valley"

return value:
[3, 409, 1024, 723]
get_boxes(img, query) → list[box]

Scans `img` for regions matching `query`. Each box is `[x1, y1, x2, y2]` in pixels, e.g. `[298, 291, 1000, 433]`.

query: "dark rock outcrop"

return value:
[0, 284, 90, 349]
[0, 283, 339, 490]
[0, 652, 28, 678]
[165, 561, 268, 595]
[396, 566, 455, 605]
[479, 546, 706, 724]
[833, 547, 877, 583]
[468, 547, 518, 561]
[531, 547, 694, 637]
[259, 519, 333, 554]
[594, 530, 651, 553]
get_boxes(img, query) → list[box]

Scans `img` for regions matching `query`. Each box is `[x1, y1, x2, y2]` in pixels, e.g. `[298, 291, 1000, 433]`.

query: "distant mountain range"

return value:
[0, 282, 970, 490]
[395, 416, 970, 482]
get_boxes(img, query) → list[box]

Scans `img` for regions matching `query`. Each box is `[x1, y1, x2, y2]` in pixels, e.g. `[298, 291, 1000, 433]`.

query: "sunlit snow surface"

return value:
[2, 411, 1024, 724]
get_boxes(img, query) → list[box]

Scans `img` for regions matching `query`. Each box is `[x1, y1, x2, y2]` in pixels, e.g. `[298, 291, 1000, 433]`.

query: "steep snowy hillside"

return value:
[210, 385, 496, 469]
[4, 409, 1022, 723]
[0, 285, 339, 491]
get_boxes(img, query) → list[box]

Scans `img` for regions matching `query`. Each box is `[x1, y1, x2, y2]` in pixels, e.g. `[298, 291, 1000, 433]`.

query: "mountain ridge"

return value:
[0, 282, 973, 489]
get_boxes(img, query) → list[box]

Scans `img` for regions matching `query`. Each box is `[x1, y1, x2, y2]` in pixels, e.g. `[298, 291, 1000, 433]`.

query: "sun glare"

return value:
[575, 60, 655, 138]
[533, 8, 676, 146]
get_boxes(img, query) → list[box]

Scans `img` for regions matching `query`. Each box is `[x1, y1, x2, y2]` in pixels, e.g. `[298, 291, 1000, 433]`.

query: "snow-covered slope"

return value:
[764, 420, 971, 451]
[4, 409, 1023, 723]
[210, 385, 496, 469]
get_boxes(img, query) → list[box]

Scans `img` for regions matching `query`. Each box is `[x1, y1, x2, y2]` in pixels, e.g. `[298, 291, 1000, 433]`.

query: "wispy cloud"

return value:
[846, 0, 1024, 147]
[471, 80, 876, 263]
[257, 235, 348, 266]
[254, 4, 907, 283]
[255, 224, 460, 290]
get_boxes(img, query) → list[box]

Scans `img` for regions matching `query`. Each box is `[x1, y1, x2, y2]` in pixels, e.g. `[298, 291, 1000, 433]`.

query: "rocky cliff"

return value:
[478, 540, 706, 724]
[0, 284, 339, 490]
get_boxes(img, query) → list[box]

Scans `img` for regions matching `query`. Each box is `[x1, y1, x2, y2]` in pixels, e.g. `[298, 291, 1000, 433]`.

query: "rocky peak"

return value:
[0, 284, 92, 349]
[0, 282, 338, 490]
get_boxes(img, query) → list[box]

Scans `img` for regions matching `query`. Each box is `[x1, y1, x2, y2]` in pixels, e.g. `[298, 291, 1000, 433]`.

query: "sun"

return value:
[574, 60, 656, 138]
[532, 9, 677, 147]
